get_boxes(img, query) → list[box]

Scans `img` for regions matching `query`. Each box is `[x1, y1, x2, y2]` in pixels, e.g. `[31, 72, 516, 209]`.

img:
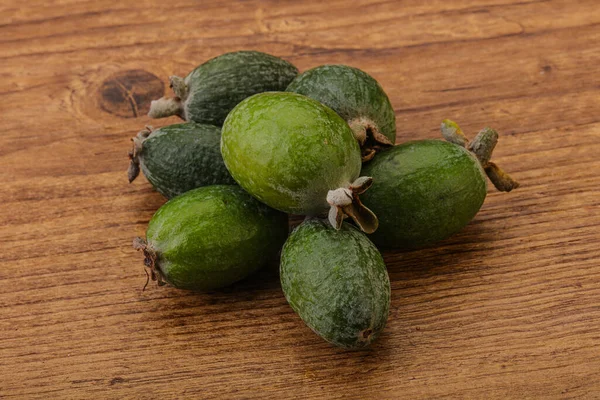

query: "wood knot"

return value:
[99, 70, 164, 118]
[540, 65, 553, 75]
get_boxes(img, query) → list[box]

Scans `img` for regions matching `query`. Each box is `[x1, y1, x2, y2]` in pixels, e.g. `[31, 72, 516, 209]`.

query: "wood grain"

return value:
[1, 0, 599, 398]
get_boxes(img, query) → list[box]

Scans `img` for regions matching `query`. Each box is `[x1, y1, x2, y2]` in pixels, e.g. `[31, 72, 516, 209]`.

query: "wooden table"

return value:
[2, 1, 599, 398]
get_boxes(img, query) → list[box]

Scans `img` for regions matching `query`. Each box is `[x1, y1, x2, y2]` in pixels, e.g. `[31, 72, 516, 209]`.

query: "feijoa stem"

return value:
[148, 97, 184, 119]
[441, 119, 469, 147]
[148, 76, 187, 119]
[468, 127, 498, 166]
[127, 127, 153, 183]
[132, 237, 167, 287]
[327, 177, 378, 233]
[169, 76, 188, 99]
[348, 117, 394, 162]
[441, 120, 519, 192]
[485, 162, 520, 192]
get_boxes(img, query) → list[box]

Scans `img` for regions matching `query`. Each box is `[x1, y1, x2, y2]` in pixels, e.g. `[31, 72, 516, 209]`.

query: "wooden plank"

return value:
[1, 0, 599, 398]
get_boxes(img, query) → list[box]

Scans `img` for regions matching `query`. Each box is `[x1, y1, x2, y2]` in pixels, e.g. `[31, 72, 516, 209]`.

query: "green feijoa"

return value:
[361, 120, 519, 249]
[286, 65, 396, 161]
[280, 219, 390, 349]
[133, 185, 288, 291]
[221, 91, 378, 233]
[148, 51, 298, 126]
[127, 123, 235, 199]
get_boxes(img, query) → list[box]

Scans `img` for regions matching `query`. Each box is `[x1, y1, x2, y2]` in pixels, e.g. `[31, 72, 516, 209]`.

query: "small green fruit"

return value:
[280, 219, 390, 349]
[221, 91, 378, 233]
[286, 65, 396, 161]
[134, 185, 288, 291]
[361, 121, 519, 249]
[148, 51, 298, 126]
[128, 123, 235, 198]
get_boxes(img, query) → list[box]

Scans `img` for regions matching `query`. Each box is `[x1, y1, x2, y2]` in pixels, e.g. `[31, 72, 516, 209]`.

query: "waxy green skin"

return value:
[221, 92, 362, 215]
[139, 123, 235, 199]
[286, 65, 396, 143]
[280, 219, 390, 349]
[145, 185, 288, 291]
[183, 51, 298, 126]
[361, 140, 487, 249]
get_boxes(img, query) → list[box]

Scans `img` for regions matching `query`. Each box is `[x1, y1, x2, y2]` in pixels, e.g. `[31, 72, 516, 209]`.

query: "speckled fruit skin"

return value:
[221, 92, 362, 215]
[145, 185, 288, 291]
[280, 219, 390, 349]
[286, 65, 396, 143]
[183, 51, 298, 126]
[361, 140, 488, 249]
[139, 123, 235, 199]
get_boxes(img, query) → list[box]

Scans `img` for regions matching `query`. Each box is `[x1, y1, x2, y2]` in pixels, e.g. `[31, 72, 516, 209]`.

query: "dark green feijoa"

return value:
[286, 65, 396, 161]
[148, 51, 298, 126]
[127, 123, 235, 199]
[221, 91, 378, 233]
[280, 219, 390, 349]
[361, 120, 519, 249]
[133, 185, 288, 291]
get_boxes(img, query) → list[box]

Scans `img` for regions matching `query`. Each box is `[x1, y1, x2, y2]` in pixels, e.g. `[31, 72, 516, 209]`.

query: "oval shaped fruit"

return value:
[127, 123, 236, 199]
[362, 140, 486, 248]
[280, 218, 390, 349]
[286, 65, 396, 161]
[221, 91, 378, 233]
[134, 185, 289, 291]
[148, 51, 298, 126]
[361, 121, 519, 249]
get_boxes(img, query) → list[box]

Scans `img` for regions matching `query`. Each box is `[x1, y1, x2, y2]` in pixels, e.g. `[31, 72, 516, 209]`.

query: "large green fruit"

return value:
[286, 65, 396, 161]
[148, 51, 298, 126]
[134, 185, 289, 291]
[221, 91, 378, 233]
[280, 219, 390, 349]
[128, 123, 235, 199]
[362, 121, 519, 249]
[362, 140, 487, 249]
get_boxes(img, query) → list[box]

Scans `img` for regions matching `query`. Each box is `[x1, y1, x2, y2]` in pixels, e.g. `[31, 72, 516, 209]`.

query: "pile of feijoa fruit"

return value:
[129, 50, 519, 349]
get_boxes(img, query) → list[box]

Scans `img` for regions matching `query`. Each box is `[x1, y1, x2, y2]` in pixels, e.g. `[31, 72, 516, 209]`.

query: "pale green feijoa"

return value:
[133, 185, 288, 291]
[221, 91, 378, 233]
[127, 123, 235, 199]
[148, 51, 298, 126]
[280, 218, 390, 349]
[286, 65, 396, 161]
[361, 120, 519, 249]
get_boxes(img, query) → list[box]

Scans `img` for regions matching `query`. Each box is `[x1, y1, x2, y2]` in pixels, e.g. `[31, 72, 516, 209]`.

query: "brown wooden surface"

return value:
[1, 0, 600, 398]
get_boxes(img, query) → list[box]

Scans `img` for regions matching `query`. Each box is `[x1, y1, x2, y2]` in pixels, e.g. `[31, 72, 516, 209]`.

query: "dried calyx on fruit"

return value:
[127, 123, 235, 199]
[326, 176, 376, 232]
[148, 51, 298, 126]
[134, 185, 288, 291]
[361, 120, 519, 249]
[221, 92, 378, 233]
[441, 119, 519, 192]
[286, 65, 396, 161]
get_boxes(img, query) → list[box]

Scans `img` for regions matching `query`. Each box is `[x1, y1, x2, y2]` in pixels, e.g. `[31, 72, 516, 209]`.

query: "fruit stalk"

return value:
[485, 162, 520, 192]
[441, 120, 519, 192]
[468, 127, 498, 166]
[440, 119, 469, 147]
[148, 97, 184, 119]
[149, 51, 298, 125]
[147, 76, 188, 119]
[168, 76, 188, 99]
